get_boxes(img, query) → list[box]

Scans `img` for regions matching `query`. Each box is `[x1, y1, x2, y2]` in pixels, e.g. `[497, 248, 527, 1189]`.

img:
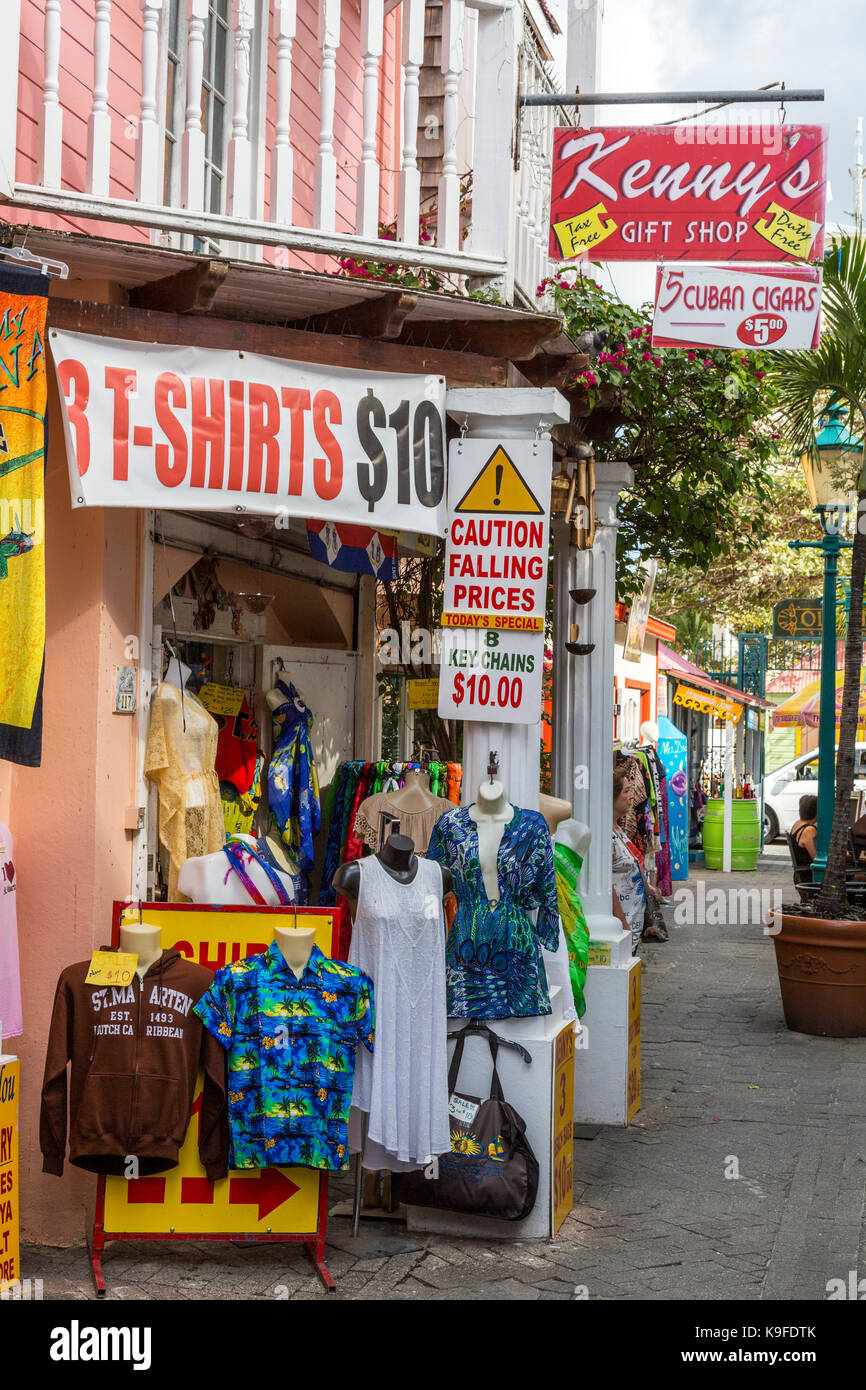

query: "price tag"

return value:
[438, 627, 543, 724]
[448, 1093, 480, 1127]
[85, 951, 139, 988]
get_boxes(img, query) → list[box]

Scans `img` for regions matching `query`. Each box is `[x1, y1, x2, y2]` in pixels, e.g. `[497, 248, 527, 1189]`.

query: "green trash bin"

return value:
[702, 798, 760, 871]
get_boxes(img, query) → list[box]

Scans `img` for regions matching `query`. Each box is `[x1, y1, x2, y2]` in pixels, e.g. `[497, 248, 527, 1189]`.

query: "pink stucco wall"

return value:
[10, 360, 142, 1245]
[10, 0, 400, 256]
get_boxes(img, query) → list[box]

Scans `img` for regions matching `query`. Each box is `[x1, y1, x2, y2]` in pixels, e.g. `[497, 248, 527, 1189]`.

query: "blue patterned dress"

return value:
[427, 806, 559, 1019]
[267, 680, 321, 873]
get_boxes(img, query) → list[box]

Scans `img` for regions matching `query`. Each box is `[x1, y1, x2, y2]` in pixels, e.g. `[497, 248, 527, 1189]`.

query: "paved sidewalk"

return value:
[20, 847, 866, 1301]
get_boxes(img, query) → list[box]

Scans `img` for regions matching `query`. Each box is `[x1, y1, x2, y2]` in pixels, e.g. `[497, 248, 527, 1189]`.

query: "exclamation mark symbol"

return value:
[493, 461, 503, 506]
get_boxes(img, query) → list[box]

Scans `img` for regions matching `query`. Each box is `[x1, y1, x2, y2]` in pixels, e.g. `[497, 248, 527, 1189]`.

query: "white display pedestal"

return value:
[573, 956, 641, 1126]
[408, 986, 574, 1240]
[549, 464, 643, 1127]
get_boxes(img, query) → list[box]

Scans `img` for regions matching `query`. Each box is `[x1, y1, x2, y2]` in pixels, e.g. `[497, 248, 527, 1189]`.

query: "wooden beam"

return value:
[519, 351, 589, 389]
[298, 289, 419, 340]
[129, 260, 230, 314]
[402, 313, 563, 360]
[46, 299, 510, 386]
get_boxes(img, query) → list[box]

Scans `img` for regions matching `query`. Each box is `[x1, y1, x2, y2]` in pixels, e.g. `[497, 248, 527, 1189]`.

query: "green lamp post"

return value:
[789, 402, 861, 880]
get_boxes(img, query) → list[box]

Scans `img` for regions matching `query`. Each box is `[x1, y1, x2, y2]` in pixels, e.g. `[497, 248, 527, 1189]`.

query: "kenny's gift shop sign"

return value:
[549, 125, 827, 262]
[50, 331, 448, 535]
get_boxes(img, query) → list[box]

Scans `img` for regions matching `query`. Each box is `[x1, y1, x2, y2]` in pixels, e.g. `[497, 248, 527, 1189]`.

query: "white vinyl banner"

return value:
[50, 331, 448, 534]
[652, 263, 822, 351]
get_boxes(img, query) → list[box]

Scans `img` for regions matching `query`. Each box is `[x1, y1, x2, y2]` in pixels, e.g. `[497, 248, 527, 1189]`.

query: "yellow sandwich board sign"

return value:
[104, 906, 333, 1237]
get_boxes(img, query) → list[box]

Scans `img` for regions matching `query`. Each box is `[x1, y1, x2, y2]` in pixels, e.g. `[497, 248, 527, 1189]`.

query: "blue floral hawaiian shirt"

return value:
[194, 942, 374, 1171]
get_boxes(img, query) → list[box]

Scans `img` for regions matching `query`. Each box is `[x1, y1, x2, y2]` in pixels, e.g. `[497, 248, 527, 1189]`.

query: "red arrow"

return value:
[228, 1168, 299, 1221]
[126, 1176, 166, 1204]
[181, 1177, 215, 1205]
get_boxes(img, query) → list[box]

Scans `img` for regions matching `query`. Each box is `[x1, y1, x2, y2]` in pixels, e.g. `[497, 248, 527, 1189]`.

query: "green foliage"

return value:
[538, 272, 780, 597]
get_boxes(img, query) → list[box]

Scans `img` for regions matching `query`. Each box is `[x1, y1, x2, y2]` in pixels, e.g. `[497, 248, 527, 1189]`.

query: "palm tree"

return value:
[770, 235, 866, 915]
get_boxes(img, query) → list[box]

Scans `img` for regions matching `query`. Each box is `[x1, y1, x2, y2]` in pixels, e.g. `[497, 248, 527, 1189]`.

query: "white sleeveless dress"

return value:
[347, 854, 451, 1170]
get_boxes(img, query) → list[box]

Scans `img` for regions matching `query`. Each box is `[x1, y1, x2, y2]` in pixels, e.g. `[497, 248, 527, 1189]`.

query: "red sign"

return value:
[550, 125, 827, 263]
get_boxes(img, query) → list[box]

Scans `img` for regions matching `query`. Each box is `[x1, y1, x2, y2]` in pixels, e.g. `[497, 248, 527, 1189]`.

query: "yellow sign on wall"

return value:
[407, 678, 439, 710]
[626, 961, 641, 1124]
[105, 907, 334, 1237]
[0, 1057, 20, 1290]
[551, 1023, 575, 1234]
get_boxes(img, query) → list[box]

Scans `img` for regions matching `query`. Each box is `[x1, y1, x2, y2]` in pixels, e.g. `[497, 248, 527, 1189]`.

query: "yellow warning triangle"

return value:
[454, 446, 543, 515]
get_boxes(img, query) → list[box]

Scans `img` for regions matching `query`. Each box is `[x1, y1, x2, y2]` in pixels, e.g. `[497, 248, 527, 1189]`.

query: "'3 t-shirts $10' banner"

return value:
[50, 331, 449, 536]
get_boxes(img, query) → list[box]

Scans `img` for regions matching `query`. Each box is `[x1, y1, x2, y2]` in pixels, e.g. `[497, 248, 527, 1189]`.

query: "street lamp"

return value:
[790, 403, 861, 880]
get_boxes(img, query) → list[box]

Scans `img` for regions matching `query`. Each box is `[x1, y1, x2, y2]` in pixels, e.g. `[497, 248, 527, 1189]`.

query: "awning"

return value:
[657, 643, 772, 710]
[771, 671, 866, 730]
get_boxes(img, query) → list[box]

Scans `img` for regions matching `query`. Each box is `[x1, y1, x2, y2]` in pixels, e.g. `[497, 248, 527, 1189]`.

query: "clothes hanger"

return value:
[446, 1019, 532, 1063]
[0, 244, 69, 279]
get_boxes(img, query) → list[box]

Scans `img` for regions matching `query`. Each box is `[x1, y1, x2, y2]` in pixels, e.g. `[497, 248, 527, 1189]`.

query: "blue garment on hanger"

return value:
[267, 680, 320, 873]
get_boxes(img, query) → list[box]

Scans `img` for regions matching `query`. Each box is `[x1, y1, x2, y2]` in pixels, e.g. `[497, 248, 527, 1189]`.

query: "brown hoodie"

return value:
[40, 947, 228, 1180]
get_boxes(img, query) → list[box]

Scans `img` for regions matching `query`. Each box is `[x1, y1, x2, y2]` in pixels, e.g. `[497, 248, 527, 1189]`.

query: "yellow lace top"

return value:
[145, 683, 225, 900]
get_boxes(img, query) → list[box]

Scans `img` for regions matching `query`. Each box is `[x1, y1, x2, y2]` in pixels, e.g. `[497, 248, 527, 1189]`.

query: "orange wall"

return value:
[9, 367, 141, 1245]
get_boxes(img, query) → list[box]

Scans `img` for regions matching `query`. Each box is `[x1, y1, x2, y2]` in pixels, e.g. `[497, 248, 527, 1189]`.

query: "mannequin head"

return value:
[640, 720, 659, 746]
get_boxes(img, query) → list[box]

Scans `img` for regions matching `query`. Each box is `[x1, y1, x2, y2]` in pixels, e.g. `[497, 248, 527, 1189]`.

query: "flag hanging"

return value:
[307, 520, 399, 580]
[0, 266, 49, 766]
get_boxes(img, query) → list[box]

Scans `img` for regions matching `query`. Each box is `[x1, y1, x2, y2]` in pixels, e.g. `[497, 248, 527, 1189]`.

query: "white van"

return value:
[762, 743, 866, 842]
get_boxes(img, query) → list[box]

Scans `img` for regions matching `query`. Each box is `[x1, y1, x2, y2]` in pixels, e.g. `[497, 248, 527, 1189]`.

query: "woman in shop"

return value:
[612, 765, 665, 951]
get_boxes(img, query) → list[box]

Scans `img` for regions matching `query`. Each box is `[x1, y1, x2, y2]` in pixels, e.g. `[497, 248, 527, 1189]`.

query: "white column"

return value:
[446, 388, 570, 811]
[355, 0, 383, 238]
[270, 0, 296, 225]
[181, 0, 208, 213]
[396, 0, 424, 245]
[227, 0, 255, 219]
[437, 0, 465, 252]
[467, 0, 521, 300]
[565, 0, 602, 126]
[86, 0, 113, 196]
[0, 0, 21, 198]
[313, 0, 341, 232]
[135, 0, 164, 205]
[551, 461, 635, 957]
[723, 718, 734, 872]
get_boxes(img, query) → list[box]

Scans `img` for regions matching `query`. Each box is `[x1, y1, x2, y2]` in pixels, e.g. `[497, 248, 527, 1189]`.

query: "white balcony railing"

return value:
[513, 28, 562, 305]
[0, 0, 539, 304]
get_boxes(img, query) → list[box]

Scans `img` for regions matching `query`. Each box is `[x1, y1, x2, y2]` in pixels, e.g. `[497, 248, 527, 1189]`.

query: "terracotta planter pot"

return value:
[771, 911, 866, 1037]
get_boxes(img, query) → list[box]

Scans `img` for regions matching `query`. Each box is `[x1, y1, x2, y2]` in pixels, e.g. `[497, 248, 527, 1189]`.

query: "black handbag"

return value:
[392, 1022, 539, 1221]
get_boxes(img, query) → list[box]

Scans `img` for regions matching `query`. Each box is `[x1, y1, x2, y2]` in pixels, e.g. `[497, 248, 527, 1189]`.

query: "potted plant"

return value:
[769, 236, 866, 1035]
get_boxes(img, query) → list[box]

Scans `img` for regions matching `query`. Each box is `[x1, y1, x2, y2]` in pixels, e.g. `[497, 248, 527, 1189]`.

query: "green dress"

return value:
[554, 842, 590, 1020]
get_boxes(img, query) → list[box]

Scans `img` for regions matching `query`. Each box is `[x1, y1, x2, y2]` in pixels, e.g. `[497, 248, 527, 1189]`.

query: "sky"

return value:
[587, 0, 861, 306]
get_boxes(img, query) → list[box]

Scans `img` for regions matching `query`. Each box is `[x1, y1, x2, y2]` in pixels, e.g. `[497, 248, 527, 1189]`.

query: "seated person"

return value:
[790, 794, 818, 861]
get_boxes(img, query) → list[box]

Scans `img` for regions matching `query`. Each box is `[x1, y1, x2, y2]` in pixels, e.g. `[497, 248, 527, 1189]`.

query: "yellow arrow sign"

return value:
[454, 446, 543, 516]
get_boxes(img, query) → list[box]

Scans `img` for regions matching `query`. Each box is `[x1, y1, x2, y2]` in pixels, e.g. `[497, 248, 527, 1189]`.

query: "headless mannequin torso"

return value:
[333, 833, 454, 916]
[468, 778, 514, 904]
[177, 835, 296, 906]
[554, 818, 592, 860]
